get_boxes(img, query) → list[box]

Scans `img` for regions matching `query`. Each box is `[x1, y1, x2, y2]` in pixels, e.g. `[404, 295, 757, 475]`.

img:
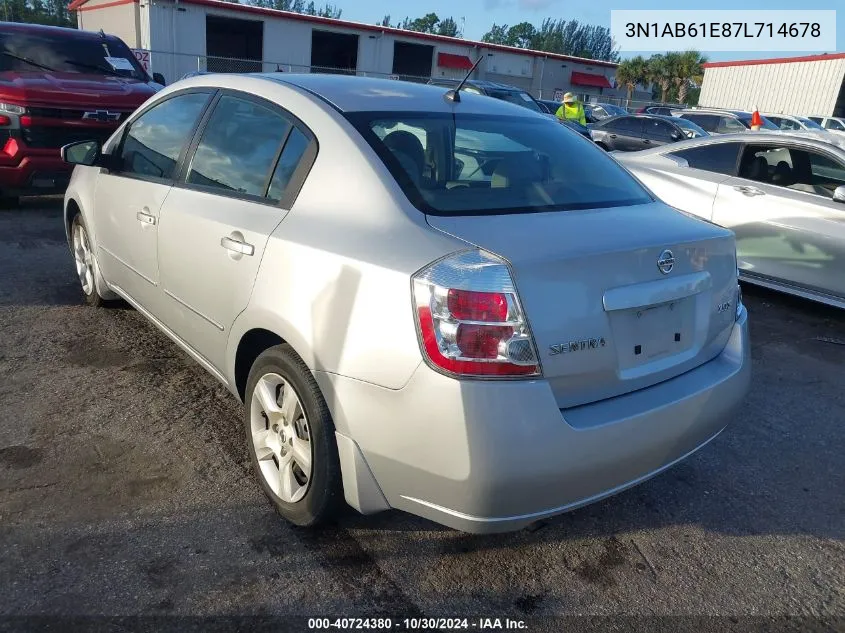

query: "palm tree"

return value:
[615, 55, 649, 101]
[673, 50, 707, 105]
[648, 53, 678, 104]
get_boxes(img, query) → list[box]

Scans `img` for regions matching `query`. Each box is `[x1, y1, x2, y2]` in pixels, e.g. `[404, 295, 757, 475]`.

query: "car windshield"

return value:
[349, 112, 652, 216]
[487, 90, 543, 113]
[0, 31, 146, 80]
[796, 117, 825, 130]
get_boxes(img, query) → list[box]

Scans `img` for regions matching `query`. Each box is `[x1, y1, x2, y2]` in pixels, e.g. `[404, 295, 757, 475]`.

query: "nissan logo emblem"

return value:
[657, 249, 674, 274]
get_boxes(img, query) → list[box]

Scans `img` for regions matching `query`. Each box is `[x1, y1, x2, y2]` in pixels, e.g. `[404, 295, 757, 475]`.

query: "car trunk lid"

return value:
[426, 202, 739, 408]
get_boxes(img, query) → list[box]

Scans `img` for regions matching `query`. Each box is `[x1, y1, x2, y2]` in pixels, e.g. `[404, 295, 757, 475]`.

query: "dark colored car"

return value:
[636, 104, 683, 116]
[590, 114, 688, 151]
[584, 102, 628, 122]
[0, 22, 164, 201]
[427, 78, 545, 115]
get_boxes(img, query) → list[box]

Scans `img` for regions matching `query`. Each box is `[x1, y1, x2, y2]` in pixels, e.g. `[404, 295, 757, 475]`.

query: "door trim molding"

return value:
[99, 245, 158, 287]
[164, 289, 225, 331]
[108, 283, 230, 385]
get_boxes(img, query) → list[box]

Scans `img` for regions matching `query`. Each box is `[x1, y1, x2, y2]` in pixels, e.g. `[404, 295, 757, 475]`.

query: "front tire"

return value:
[70, 213, 106, 307]
[245, 344, 341, 527]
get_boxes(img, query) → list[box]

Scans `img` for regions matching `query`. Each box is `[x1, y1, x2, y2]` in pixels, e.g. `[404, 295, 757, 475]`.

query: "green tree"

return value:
[615, 55, 648, 101]
[506, 22, 535, 48]
[401, 13, 440, 33]
[648, 53, 678, 103]
[435, 16, 460, 37]
[673, 50, 706, 104]
[481, 23, 509, 44]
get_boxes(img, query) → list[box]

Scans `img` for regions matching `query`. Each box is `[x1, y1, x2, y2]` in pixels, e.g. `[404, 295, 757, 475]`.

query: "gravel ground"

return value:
[0, 199, 843, 629]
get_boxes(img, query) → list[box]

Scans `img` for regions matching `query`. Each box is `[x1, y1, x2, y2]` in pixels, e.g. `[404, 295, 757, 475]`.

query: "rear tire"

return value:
[245, 344, 342, 527]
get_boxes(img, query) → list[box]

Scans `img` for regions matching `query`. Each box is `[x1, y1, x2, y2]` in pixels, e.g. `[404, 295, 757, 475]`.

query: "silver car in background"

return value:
[61, 74, 749, 533]
[618, 132, 845, 308]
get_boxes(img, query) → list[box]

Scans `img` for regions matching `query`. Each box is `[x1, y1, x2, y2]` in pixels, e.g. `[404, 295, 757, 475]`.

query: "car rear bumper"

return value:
[317, 306, 750, 533]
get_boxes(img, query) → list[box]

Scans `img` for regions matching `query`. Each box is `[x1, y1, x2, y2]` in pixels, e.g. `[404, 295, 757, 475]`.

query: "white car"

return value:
[618, 132, 845, 308]
[763, 113, 828, 133]
[61, 73, 750, 533]
[807, 116, 845, 135]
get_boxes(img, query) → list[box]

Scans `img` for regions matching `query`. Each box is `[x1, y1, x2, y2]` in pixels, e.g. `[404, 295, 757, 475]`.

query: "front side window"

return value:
[348, 111, 652, 216]
[488, 90, 543, 113]
[119, 92, 210, 180]
[0, 32, 146, 80]
[738, 145, 845, 198]
[643, 119, 676, 141]
[187, 95, 291, 198]
[670, 142, 741, 175]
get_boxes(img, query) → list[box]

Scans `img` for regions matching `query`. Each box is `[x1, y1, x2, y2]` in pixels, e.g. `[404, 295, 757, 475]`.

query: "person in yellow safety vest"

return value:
[555, 92, 586, 126]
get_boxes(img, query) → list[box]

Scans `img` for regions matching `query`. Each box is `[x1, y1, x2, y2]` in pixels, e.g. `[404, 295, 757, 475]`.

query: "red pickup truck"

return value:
[0, 22, 163, 203]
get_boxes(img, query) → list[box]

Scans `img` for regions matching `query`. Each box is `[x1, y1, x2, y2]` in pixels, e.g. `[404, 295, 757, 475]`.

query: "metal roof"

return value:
[703, 52, 845, 68]
[66, 0, 618, 68]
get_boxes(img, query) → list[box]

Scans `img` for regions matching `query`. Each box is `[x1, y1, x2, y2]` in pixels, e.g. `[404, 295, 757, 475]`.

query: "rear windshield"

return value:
[0, 31, 146, 81]
[348, 111, 653, 216]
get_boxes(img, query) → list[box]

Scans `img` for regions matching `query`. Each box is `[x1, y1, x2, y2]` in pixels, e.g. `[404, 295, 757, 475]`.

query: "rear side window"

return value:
[616, 117, 644, 134]
[670, 142, 741, 175]
[348, 111, 652, 216]
[267, 127, 309, 203]
[826, 119, 845, 131]
[120, 92, 210, 180]
[187, 95, 291, 198]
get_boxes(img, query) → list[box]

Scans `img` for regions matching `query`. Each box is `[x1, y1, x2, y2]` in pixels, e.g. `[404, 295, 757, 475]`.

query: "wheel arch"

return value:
[228, 311, 317, 403]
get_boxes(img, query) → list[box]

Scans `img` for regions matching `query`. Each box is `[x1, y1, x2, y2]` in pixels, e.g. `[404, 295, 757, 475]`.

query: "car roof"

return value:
[0, 21, 124, 43]
[678, 109, 751, 119]
[202, 73, 549, 116]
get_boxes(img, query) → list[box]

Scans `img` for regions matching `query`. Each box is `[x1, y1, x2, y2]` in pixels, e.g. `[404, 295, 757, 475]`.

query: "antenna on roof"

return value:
[444, 55, 484, 103]
[98, 28, 105, 37]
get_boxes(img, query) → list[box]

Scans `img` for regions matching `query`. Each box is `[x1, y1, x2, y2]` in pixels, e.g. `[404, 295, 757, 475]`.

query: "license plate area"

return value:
[612, 298, 694, 370]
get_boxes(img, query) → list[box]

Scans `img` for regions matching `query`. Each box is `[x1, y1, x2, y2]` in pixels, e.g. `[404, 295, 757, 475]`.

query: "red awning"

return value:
[437, 53, 474, 70]
[570, 71, 612, 88]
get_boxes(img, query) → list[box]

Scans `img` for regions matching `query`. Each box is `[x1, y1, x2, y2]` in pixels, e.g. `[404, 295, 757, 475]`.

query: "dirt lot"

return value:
[0, 198, 843, 629]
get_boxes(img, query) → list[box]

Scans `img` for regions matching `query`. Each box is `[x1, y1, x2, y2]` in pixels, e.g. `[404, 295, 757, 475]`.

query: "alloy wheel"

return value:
[249, 373, 313, 503]
[72, 222, 94, 296]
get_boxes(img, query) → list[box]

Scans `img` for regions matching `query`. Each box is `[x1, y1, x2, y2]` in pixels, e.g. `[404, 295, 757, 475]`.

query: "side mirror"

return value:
[61, 140, 101, 166]
[834, 185, 845, 203]
[153, 72, 166, 86]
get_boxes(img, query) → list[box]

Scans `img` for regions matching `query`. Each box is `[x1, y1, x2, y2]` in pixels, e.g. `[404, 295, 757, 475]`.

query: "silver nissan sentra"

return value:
[61, 73, 750, 533]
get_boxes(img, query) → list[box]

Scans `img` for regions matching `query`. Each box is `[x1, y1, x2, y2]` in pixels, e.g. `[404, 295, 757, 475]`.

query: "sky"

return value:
[338, 0, 842, 62]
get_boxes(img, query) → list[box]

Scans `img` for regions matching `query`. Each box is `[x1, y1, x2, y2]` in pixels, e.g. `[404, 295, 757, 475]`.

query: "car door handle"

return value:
[734, 185, 766, 197]
[642, 139, 652, 144]
[220, 236, 254, 256]
[136, 210, 156, 226]
[609, 134, 617, 138]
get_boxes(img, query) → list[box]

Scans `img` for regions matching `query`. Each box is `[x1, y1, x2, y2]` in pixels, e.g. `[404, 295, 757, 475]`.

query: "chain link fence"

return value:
[144, 50, 682, 114]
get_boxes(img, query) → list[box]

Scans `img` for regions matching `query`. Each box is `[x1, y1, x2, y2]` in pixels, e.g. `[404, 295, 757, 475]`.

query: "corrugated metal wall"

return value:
[699, 59, 845, 116]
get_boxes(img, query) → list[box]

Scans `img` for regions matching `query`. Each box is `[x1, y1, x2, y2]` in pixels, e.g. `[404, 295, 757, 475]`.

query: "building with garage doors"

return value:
[699, 52, 845, 117]
[71, 0, 641, 103]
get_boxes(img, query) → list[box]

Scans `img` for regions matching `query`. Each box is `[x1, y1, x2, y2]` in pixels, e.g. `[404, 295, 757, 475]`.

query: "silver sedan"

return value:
[618, 132, 845, 309]
[61, 73, 749, 533]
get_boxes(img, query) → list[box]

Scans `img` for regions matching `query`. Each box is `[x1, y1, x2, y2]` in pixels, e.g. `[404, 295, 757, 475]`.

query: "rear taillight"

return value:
[412, 250, 541, 378]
